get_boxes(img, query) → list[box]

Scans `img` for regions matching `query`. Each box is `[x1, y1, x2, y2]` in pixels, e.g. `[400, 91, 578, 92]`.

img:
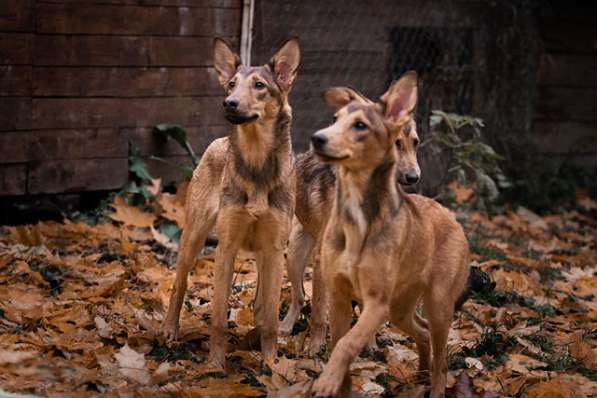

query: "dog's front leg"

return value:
[208, 209, 248, 369]
[312, 294, 387, 398]
[162, 177, 218, 342]
[253, 214, 287, 365]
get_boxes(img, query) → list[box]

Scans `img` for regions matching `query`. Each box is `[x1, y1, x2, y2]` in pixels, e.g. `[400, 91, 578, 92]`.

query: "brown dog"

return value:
[280, 99, 420, 356]
[309, 72, 469, 397]
[160, 37, 300, 368]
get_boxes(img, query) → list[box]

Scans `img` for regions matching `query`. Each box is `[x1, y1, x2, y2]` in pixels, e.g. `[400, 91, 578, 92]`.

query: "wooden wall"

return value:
[0, 0, 240, 195]
[533, 15, 597, 168]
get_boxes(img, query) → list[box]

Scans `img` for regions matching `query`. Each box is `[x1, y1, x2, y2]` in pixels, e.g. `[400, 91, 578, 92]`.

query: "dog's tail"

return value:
[454, 265, 495, 312]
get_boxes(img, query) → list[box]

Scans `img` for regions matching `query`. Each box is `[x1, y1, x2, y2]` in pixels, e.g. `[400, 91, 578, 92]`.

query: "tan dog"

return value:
[161, 37, 300, 368]
[280, 97, 420, 356]
[309, 72, 469, 397]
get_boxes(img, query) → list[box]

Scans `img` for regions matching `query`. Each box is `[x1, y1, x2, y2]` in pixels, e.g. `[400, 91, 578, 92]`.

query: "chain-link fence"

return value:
[251, 0, 543, 194]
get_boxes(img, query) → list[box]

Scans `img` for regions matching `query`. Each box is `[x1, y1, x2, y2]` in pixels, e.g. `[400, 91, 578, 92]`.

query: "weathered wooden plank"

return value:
[34, 35, 223, 66]
[0, 98, 31, 131]
[36, 3, 241, 36]
[37, 0, 240, 8]
[0, 163, 27, 195]
[124, 124, 230, 157]
[0, 0, 34, 31]
[0, 33, 32, 65]
[535, 87, 597, 122]
[540, 17, 597, 54]
[538, 54, 597, 87]
[0, 129, 126, 163]
[28, 158, 128, 193]
[532, 121, 597, 155]
[0, 66, 31, 96]
[33, 66, 221, 96]
[31, 96, 226, 129]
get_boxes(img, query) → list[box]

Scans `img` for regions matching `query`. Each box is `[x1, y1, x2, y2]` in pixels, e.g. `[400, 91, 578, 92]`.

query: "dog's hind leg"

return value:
[162, 166, 219, 342]
[425, 234, 469, 397]
[390, 289, 431, 375]
[424, 290, 452, 398]
[307, 240, 328, 355]
[280, 218, 315, 336]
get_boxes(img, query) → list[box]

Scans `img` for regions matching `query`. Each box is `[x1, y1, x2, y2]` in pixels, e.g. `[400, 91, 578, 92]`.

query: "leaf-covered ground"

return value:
[0, 185, 595, 397]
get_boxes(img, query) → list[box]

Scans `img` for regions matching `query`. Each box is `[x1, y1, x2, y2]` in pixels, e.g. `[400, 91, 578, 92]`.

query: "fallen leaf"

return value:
[524, 378, 586, 398]
[95, 316, 113, 339]
[114, 344, 152, 385]
[158, 193, 185, 228]
[448, 180, 475, 203]
[505, 354, 547, 375]
[109, 196, 156, 228]
[0, 350, 37, 365]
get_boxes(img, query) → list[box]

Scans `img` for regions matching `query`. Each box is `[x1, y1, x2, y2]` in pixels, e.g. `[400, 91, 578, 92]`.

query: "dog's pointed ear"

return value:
[214, 38, 240, 87]
[380, 71, 418, 126]
[322, 86, 371, 109]
[270, 37, 301, 92]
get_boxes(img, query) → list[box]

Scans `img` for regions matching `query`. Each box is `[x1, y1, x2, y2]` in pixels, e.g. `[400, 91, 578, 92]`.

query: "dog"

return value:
[280, 98, 421, 356]
[160, 37, 301, 369]
[309, 71, 470, 397]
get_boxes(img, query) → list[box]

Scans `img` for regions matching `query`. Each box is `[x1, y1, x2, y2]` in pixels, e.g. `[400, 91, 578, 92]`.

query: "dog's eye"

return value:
[255, 81, 266, 89]
[395, 139, 403, 149]
[353, 121, 367, 131]
[228, 81, 236, 89]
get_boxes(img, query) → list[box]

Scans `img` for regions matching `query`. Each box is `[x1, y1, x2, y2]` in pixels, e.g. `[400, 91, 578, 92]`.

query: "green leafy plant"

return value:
[150, 123, 198, 180]
[423, 110, 510, 208]
[121, 142, 156, 205]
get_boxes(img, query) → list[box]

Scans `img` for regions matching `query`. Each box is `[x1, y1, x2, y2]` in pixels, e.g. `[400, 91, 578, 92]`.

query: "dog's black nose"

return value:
[223, 98, 239, 109]
[311, 133, 328, 149]
[405, 171, 420, 184]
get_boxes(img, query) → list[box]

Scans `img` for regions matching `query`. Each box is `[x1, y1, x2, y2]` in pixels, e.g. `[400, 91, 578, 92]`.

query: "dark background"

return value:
[0, 0, 596, 209]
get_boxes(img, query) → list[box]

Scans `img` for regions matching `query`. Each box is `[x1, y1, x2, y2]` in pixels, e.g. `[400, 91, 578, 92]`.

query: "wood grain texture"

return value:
[30, 96, 226, 129]
[0, 163, 27, 195]
[0, 33, 32, 65]
[0, 0, 34, 32]
[0, 66, 31, 96]
[0, 129, 126, 163]
[33, 66, 222, 97]
[28, 158, 128, 193]
[36, 3, 241, 36]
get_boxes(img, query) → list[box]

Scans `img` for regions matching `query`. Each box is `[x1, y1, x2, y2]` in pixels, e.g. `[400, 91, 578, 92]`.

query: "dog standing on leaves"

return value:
[309, 72, 469, 397]
[280, 103, 421, 356]
[160, 37, 301, 369]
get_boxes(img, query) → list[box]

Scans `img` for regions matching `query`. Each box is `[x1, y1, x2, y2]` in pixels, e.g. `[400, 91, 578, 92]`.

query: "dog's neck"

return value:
[229, 106, 293, 189]
[333, 150, 401, 257]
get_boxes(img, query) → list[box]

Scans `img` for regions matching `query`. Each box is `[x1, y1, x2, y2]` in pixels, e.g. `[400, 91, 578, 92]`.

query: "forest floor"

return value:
[0, 183, 595, 397]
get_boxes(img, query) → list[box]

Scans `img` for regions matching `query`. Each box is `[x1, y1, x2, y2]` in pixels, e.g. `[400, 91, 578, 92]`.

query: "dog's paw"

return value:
[307, 328, 327, 356]
[207, 350, 227, 371]
[311, 375, 341, 397]
[161, 321, 179, 343]
[279, 317, 296, 336]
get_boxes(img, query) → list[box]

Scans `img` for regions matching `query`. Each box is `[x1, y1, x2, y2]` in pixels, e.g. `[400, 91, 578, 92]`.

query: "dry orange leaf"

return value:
[157, 192, 185, 228]
[109, 196, 156, 228]
[524, 378, 586, 398]
[448, 180, 474, 203]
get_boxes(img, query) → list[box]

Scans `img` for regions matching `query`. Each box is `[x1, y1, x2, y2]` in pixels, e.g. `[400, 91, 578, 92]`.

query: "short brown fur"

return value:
[160, 37, 300, 369]
[280, 98, 421, 356]
[309, 72, 469, 397]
